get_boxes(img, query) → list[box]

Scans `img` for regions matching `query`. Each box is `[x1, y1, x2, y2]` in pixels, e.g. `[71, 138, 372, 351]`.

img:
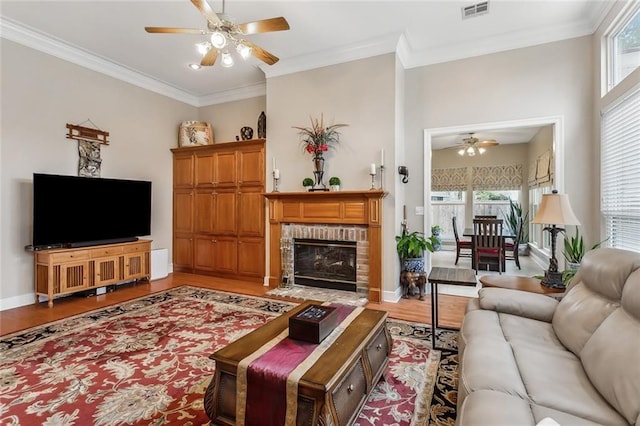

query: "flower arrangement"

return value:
[293, 114, 348, 156]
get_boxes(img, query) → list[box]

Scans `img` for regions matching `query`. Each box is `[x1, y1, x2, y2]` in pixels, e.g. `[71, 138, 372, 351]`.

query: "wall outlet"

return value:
[415, 206, 424, 215]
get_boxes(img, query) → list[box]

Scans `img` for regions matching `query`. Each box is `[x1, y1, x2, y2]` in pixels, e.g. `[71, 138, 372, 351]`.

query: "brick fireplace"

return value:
[264, 190, 386, 303]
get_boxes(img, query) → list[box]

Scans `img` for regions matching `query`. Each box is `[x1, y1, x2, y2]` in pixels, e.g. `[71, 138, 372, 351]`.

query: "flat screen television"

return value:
[32, 173, 152, 249]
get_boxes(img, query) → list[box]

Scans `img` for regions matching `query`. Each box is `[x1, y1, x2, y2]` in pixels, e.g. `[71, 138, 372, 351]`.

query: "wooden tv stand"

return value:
[34, 239, 151, 307]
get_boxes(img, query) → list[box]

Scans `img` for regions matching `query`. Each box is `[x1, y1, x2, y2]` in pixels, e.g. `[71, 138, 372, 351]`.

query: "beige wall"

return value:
[199, 96, 266, 143]
[266, 54, 398, 297]
[404, 36, 595, 244]
[0, 39, 197, 307]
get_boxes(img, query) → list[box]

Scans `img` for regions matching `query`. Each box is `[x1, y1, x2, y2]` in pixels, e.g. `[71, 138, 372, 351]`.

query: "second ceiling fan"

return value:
[454, 133, 499, 156]
[145, 0, 290, 67]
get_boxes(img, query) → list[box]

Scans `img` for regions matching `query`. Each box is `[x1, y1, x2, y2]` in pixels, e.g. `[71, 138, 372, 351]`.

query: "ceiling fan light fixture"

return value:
[466, 146, 476, 156]
[236, 41, 252, 60]
[210, 31, 227, 49]
[196, 41, 212, 55]
[188, 63, 202, 70]
[221, 51, 234, 67]
[458, 148, 465, 156]
[478, 147, 486, 154]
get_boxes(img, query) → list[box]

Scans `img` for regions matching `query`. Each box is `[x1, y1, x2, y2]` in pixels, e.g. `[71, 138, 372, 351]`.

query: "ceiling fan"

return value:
[145, 0, 290, 67]
[453, 133, 499, 156]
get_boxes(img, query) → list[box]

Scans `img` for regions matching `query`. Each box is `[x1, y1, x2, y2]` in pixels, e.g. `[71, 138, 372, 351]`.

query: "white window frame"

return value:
[605, 2, 640, 93]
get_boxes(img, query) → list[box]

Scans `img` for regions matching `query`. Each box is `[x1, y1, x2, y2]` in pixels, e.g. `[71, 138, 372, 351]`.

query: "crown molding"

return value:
[0, 16, 201, 106]
[395, 32, 412, 69]
[260, 33, 400, 79]
[198, 82, 266, 106]
[403, 18, 597, 69]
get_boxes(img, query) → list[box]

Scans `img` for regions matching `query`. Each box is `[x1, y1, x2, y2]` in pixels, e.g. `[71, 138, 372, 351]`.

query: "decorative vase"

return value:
[312, 154, 327, 191]
[402, 257, 424, 273]
[240, 126, 253, 140]
[257, 111, 266, 138]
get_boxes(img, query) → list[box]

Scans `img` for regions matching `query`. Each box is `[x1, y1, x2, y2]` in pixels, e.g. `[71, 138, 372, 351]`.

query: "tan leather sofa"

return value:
[456, 248, 640, 426]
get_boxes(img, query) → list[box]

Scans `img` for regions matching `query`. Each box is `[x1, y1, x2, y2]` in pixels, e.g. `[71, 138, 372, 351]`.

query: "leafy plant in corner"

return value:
[395, 229, 436, 260]
[329, 176, 341, 186]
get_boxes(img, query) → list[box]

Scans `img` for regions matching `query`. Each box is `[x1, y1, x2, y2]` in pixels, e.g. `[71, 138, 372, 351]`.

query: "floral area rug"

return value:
[0, 286, 457, 425]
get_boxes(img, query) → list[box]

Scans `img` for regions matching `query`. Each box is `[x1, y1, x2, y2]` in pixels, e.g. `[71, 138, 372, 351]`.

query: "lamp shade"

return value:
[531, 190, 580, 226]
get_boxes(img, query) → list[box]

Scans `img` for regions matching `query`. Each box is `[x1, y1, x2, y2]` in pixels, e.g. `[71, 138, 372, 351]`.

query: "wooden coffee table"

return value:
[204, 300, 391, 426]
[479, 275, 565, 296]
[427, 267, 477, 349]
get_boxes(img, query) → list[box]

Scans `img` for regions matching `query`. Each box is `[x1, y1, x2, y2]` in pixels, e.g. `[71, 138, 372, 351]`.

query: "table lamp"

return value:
[531, 190, 580, 288]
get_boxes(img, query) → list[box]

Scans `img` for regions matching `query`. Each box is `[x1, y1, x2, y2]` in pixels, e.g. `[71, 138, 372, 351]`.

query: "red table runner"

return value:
[236, 303, 364, 426]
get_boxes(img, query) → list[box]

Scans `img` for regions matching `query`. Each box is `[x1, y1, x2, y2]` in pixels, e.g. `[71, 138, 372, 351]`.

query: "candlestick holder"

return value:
[379, 165, 385, 190]
[272, 172, 280, 192]
[370, 172, 377, 190]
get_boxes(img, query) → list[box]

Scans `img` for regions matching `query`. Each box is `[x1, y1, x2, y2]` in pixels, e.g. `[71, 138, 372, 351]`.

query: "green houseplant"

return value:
[502, 199, 529, 255]
[328, 176, 341, 190]
[302, 177, 314, 191]
[562, 228, 607, 284]
[395, 228, 437, 272]
[430, 225, 443, 251]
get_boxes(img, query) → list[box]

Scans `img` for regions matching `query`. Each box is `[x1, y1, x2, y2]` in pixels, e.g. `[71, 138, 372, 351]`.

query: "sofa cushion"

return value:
[511, 341, 628, 425]
[532, 405, 621, 426]
[581, 270, 640, 425]
[457, 389, 535, 426]
[479, 287, 558, 323]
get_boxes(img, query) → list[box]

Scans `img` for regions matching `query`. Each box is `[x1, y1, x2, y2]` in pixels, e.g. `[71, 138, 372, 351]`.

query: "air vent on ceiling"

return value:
[462, 1, 489, 19]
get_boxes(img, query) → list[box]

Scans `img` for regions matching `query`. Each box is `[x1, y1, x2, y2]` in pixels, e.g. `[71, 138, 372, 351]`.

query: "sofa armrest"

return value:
[478, 288, 559, 322]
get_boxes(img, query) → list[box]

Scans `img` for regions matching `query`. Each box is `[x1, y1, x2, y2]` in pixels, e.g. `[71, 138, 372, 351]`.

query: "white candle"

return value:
[273, 157, 276, 170]
[370, 163, 377, 175]
[274, 169, 280, 179]
[380, 149, 384, 167]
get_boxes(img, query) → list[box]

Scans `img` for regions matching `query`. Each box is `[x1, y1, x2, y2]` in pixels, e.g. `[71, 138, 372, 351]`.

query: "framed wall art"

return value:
[178, 121, 214, 147]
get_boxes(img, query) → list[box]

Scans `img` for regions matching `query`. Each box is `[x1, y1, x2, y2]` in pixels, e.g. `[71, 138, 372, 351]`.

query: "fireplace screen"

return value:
[293, 239, 357, 291]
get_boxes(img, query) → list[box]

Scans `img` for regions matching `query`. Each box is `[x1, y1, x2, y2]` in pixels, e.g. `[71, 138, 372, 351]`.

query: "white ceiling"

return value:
[431, 126, 545, 150]
[1, 1, 613, 106]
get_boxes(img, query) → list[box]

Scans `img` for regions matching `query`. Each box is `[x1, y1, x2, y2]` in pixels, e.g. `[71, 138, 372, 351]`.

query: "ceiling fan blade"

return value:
[238, 17, 290, 35]
[478, 139, 499, 147]
[244, 40, 279, 65]
[190, 0, 222, 25]
[201, 49, 218, 66]
[145, 27, 205, 34]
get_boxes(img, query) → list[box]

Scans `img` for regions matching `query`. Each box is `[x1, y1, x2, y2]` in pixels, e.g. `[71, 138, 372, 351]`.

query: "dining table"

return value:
[462, 227, 515, 271]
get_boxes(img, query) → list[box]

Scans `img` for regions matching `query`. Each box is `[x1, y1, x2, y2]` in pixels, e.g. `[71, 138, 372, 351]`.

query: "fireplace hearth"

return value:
[294, 239, 357, 292]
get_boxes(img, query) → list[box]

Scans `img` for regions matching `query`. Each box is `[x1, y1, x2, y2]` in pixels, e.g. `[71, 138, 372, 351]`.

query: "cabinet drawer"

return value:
[50, 250, 89, 262]
[123, 243, 148, 254]
[91, 247, 123, 258]
[366, 326, 390, 388]
[331, 356, 367, 426]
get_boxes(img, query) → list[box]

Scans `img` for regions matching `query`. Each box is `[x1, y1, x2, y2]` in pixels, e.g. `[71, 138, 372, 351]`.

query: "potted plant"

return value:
[395, 228, 437, 272]
[430, 225, 443, 251]
[329, 176, 341, 191]
[502, 199, 529, 255]
[562, 228, 607, 284]
[302, 177, 314, 191]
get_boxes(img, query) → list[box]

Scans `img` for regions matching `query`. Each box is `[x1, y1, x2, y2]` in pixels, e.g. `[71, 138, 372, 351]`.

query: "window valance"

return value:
[432, 167, 468, 191]
[472, 164, 523, 190]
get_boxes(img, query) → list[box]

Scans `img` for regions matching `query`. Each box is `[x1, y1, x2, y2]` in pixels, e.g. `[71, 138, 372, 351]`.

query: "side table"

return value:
[479, 275, 565, 297]
[427, 267, 477, 349]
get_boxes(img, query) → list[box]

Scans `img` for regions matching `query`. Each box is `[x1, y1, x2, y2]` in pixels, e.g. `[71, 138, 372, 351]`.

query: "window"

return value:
[473, 190, 519, 220]
[431, 191, 465, 240]
[607, 4, 640, 91]
[601, 87, 640, 252]
[529, 186, 552, 250]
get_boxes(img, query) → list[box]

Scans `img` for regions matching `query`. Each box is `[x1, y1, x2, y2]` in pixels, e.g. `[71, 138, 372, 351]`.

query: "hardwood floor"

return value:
[0, 272, 470, 336]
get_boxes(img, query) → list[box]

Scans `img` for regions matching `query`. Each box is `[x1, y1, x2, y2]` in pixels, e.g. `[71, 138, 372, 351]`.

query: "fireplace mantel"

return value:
[264, 190, 387, 303]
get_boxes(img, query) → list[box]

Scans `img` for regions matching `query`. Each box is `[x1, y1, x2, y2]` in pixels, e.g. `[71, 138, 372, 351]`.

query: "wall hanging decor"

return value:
[178, 121, 214, 147]
[66, 120, 110, 177]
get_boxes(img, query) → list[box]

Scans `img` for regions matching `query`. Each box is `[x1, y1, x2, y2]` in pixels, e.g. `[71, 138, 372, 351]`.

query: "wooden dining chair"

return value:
[474, 215, 497, 219]
[505, 218, 522, 269]
[452, 216, 473, 265]
[473, 218, 504, 274]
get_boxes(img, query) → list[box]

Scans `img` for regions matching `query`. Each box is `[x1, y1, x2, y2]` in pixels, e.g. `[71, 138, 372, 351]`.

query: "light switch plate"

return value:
[415, 206, 424, 215]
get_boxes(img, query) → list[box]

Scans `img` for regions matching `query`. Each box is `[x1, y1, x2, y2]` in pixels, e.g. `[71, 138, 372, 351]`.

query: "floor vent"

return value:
[462, 1, 489, 19]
